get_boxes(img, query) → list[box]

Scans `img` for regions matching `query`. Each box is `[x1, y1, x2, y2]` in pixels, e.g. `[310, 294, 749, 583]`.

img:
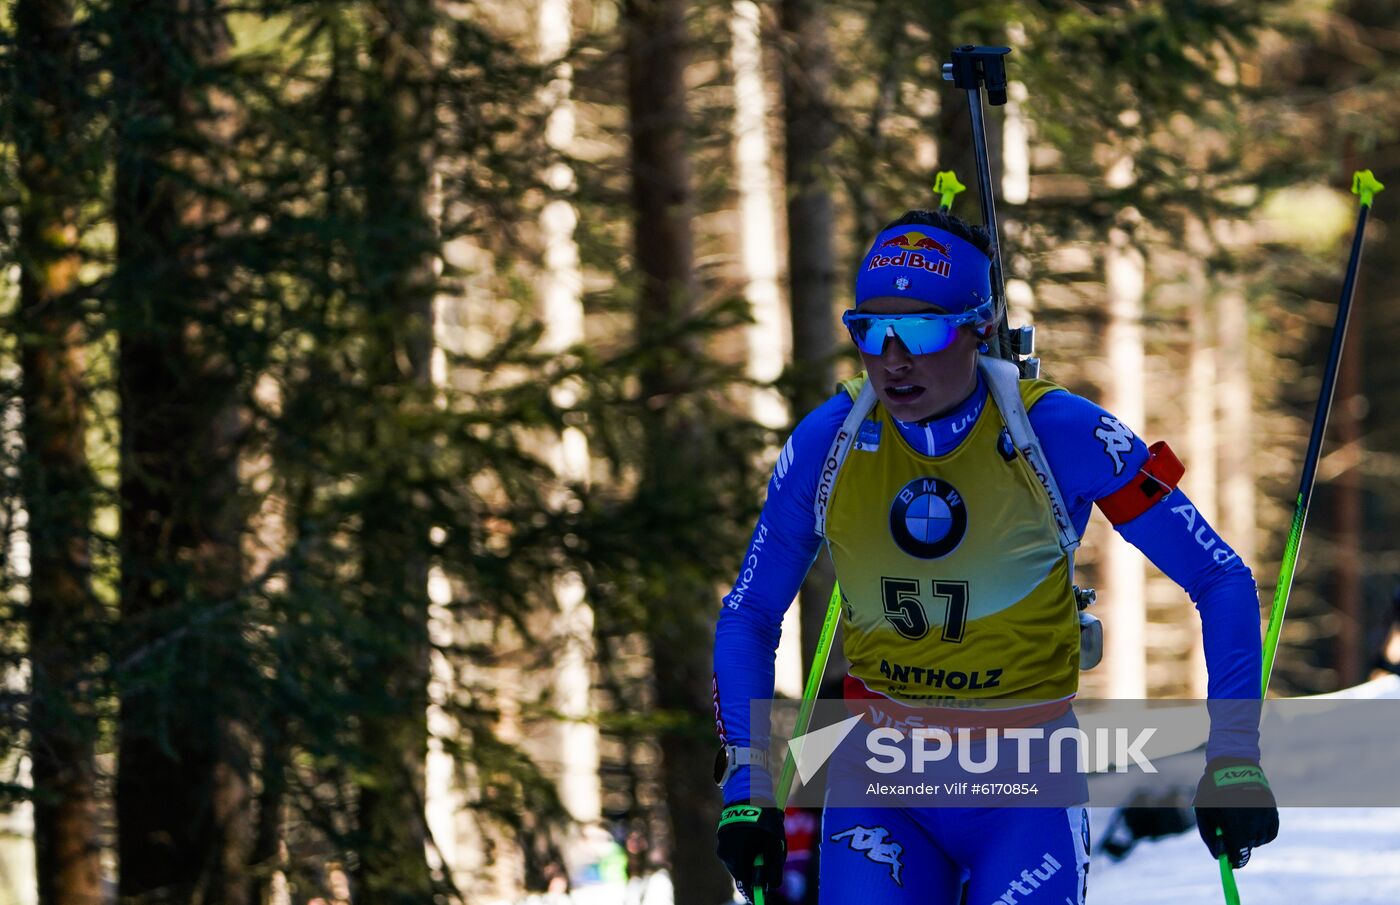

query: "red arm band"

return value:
[1096, 440, 1185, 526]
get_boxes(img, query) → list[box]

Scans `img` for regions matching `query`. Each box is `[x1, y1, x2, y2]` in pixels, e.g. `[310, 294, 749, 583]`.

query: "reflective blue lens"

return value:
[841, 303, 993, 356]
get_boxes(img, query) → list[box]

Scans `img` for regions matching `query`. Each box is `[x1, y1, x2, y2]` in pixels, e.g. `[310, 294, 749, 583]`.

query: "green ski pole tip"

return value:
[934, 170, 967, 211]
[1352, 170, 1385, 207]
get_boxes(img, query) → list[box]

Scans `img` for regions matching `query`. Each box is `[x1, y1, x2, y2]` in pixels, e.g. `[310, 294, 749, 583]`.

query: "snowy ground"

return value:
[519, 808, 1400, 904]
[1089, 807, 1400, 905]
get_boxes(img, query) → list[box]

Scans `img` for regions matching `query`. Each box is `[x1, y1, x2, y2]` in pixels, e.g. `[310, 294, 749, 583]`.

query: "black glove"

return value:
[1194, 757, 1280, 868]
[716, 802, 785, 903]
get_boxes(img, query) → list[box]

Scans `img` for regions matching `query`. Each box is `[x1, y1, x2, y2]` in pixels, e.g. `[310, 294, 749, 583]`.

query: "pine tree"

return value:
[350, 1, 438, 899]
[110, 0, 256, 899]
[621, 0, 735, 898]
[14, 0, 104, 900]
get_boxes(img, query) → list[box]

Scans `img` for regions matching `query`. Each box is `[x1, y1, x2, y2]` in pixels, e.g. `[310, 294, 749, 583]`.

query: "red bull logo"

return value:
[867, 250, 952, 278]
[875, 230, 952, 257]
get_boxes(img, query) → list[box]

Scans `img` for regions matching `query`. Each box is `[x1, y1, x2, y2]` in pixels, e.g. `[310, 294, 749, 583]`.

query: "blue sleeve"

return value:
[1027, 389, 1151, 537]
[1032, 391, 1263, 761]
[712, 392, 850, 803]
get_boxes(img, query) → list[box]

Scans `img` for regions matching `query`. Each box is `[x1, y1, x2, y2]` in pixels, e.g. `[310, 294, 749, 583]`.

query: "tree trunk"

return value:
[779, 0, 842, 684]
[112, 2, 252, 901]
[731, 0, 804, 698]
[538, 0, 603, 846]
[1333, 283, 1364, 687]
[351, 2, 438, 901]
[15, 1, 104, 901]
[623, 0, 733, 902]
[1101, 212, 1147, 698]
[779, 0, 836, 418]
[1216, 284, 1257, 585]
[1183, 218, 1216, 698]
[732, 0, 789, 433]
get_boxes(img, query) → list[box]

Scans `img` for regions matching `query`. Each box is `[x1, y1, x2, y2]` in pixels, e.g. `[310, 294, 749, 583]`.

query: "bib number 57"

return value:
[880, 576, 968, 642]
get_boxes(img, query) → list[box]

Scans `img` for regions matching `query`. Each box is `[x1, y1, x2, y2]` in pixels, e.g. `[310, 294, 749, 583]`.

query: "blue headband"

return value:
[854, 224, 993, 314]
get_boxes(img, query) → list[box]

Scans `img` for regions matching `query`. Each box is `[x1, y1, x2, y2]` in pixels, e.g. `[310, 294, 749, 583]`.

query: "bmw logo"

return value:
[889, 477, 967, 559]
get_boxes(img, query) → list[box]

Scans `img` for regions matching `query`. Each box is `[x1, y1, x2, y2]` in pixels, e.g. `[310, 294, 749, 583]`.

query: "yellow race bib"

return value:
[826, 374, 1079, 704]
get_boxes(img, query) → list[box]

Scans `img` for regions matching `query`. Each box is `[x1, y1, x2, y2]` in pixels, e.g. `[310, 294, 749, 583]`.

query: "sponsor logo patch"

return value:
[877, 230, 952, 256]
[775, 436, 795, 485]
[815, 428, 851, 523]
[724, 523, 769, 609]
[855, 420, 883, 452]
[990, 851, 1062, 905]
[1094, 415, 1136, 476]
[829, 825, 904, 886]
[866, 249, 952, 279]
[889, 476, 967, 560]
[1170, 502, 1239, 566]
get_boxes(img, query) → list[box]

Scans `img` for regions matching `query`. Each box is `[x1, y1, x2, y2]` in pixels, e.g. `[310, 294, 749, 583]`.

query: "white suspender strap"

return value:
[813, 380, 879, 538]
[978, 356, 1081, 555]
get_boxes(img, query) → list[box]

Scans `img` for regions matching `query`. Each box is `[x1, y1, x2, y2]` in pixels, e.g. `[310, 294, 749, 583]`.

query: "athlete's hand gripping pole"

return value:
[721, 581, 843, 905]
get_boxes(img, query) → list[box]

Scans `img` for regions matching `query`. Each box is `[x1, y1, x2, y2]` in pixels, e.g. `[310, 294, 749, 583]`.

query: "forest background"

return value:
[1, 0, 1398, 903]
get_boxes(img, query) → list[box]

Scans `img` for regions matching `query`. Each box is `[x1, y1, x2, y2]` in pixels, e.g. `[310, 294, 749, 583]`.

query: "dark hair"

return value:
[882, 209, 993, 258]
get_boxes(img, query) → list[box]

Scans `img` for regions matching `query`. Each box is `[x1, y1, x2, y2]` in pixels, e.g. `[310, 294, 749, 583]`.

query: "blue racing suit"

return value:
[712, 371, 1263, 903]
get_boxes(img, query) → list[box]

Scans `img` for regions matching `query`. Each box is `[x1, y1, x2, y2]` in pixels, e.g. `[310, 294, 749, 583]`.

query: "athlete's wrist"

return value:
[721, 765, 775, 805]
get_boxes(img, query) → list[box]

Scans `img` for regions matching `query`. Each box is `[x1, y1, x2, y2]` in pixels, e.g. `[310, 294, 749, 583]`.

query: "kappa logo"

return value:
[1094, 416, 1135, 476]
[829, 825, 904, 886]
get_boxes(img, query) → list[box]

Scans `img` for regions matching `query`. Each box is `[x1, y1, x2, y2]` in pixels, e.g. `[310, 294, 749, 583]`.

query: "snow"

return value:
[517, 808, 1400, 903]
[1088, 807, 1400, 904]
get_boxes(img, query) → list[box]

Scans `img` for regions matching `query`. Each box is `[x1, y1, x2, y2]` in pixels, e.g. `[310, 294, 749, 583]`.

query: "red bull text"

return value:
[866, 250, 952, 278]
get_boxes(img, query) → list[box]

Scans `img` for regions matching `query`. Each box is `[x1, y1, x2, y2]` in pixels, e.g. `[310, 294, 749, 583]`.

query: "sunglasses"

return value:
[841, 301, 995, 356]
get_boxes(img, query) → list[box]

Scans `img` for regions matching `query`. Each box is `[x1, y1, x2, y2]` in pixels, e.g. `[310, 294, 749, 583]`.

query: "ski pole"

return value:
[1217, 169, 1383, 905]
[774, 579, 843, 807]
[1217, 828, 1241, 905]
[1261, 169, 1384, 695]
[752, 579, 843, 905]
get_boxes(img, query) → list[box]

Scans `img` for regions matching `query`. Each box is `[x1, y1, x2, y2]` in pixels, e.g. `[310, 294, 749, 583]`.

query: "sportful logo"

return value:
[774, 436, 795, 487]
[1093, 415, 1135, 476]
[829, 825, 904, 886]
[987, 852, 1062, 905]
